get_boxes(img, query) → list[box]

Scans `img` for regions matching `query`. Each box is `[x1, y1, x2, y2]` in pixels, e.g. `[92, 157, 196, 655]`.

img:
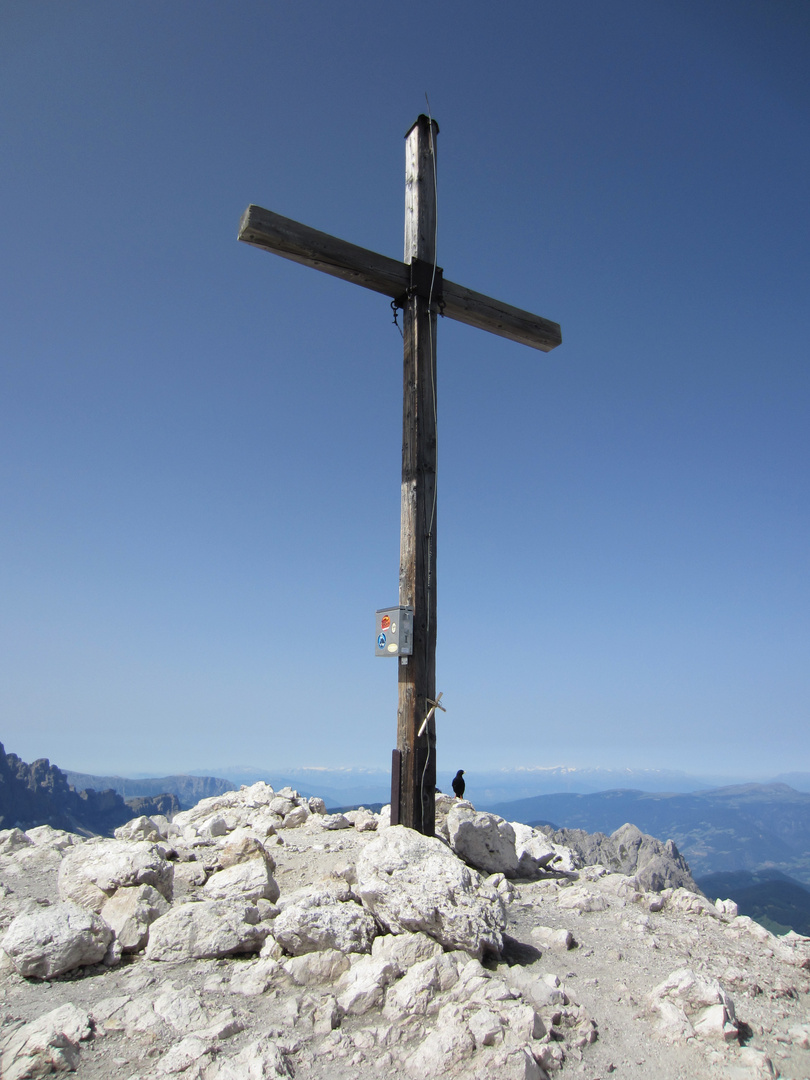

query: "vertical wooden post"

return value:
[397, 115, 439, 835]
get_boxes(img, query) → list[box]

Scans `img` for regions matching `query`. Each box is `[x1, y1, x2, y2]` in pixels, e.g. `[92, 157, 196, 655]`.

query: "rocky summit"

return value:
[1, 785, 809, 1080]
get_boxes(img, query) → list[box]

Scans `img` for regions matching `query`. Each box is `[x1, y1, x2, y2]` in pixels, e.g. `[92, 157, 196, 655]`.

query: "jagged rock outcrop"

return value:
[125, 792, 181, 819]
[0, 1002, 92, 1080]
[0, 741, 177, 835]
[544, 821, 698, 892]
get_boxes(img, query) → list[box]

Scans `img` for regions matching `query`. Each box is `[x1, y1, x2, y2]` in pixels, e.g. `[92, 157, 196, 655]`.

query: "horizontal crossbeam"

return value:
[238, 205, 562, 353]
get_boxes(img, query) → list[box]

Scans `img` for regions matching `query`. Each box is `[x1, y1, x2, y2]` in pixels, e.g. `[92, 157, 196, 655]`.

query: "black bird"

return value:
[451, 770, 465, 798]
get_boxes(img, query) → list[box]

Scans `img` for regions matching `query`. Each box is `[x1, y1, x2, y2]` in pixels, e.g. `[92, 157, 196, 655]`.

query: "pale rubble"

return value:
[0, 1002, 92, 1080]
[1, 782, 810, 1080]
[1, 901, 113, 978]
[282, 946, 351, 985]
[355, 824, 506, 959]
[144, 898, 271, 961]
[101, 882, 171, 952]
[271, 890, 377, 955]
[649, 967, 739, 1042]
[57, 837, 174, 911]
[446, 802, 521, 876]
[202, 856, 280, 904]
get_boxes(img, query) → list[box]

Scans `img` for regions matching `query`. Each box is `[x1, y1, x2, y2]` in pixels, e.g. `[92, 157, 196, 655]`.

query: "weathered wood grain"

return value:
[397, 115, 438, 836]
[238, 205, 561, 353]
[441, 280, 561, 352]
[238, 205, 409, 298]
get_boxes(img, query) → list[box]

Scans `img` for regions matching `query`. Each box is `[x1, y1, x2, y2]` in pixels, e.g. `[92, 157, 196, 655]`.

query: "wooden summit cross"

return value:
[239, 115, 561, 836]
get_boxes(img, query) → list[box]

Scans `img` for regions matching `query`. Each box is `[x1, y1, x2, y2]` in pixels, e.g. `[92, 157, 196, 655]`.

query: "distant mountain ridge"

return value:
[58, 764, 810, 810]
[697, 870, 810, 937]
[482, 783, 810, 887]
[63, 771, 235, 810]
[185, 765, 786, 807]
[0, 743, 177, 834]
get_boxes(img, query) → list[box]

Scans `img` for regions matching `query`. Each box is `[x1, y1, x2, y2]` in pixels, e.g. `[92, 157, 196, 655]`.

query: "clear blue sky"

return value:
[1, 1, 807, 780]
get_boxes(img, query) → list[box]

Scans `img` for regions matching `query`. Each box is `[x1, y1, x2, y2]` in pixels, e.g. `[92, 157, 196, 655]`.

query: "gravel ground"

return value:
[2, 809, 809, 1080]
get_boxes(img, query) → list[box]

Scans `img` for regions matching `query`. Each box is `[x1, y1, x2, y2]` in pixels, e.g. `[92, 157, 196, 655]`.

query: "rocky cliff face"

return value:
[63, 771, 235, 810]
[1, 783, 809, 1079]
[0, 743, 177, 835]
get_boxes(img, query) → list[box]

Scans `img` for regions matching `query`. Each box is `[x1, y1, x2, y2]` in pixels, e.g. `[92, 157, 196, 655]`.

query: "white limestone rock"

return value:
[503, 967, 568, 1012]
[511, 822, 559, 876]
[788, 1023, 810, 1049]
[649, 967, 738, 1042]
[355, 825, 506, 959]
[313, 813, 353, 831]
[157, 1034, 215, 1075]
[172, 783, 287, 840]
[383, 955, 443, 1018]
[434, 792, 458, 841]
[0, 827, 34, 855]
[58, 838, 173, 912]
[229, 956, 281, 995]
[218, 834, 277, 869]
[336, 954, 402, 1015]
[211, 1037, 292, 1079]
[172, 860, 208, 897]
[503, 1001, 547, 1041]
[730, 1048, 778, 1079]
[153, 981, 210, 1031]
[1, 901, 113, 979]
[481, 1046, 547, 1080]
[203, 856, 280, 904]
[404, 1001, 476, 1076]
[533, 1042, 566, 1074]
[557, 886, 610, 913]
[666, 887, 722, 919]
[342, 808, 378, 832]
[729, 914, 773, 942]
[144, 900, 270, 961]
[24, 825, 82, 852]
[531, 924, 575, 950]
[371, 929, 444, 968]
[273, 894, 376, 955]
[100, 883, 170, 952]
[467, 1006, 504, 1048]
[279, 802, 311, 828]
[715, 897, 739, 917]
[446, 804, 521, 877]
[0, 1002, 92, 1080]
[114, 815, 163, 842]
[282, 947, 350, 985]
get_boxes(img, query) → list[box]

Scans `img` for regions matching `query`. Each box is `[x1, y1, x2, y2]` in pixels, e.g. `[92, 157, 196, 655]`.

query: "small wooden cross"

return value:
[239, 115, 561, 835]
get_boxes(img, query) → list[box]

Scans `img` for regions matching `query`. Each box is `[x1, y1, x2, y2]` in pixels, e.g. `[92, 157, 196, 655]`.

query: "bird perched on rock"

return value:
[452, 770, 465, 798]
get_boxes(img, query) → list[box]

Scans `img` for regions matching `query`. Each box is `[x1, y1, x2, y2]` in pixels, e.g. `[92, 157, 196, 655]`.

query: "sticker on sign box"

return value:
[381, 615, 391, 631]
[377, 633, 386, 648]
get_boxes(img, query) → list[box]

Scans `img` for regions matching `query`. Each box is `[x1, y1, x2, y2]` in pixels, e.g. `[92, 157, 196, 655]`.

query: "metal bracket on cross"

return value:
[417, 692, 446, 738]
[391, 257, 444, 313]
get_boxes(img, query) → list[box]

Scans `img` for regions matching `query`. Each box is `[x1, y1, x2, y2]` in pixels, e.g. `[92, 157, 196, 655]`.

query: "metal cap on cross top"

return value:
[239, 115, 561, 835]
